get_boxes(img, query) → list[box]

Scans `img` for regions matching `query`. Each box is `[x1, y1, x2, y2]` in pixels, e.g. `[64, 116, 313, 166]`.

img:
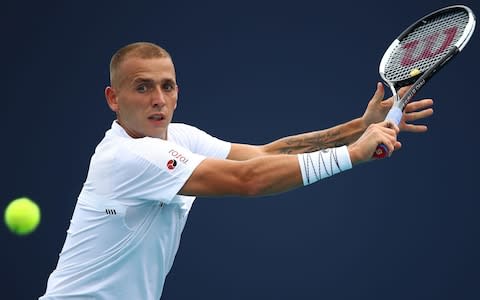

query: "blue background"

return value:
[1, 0, 479, 299]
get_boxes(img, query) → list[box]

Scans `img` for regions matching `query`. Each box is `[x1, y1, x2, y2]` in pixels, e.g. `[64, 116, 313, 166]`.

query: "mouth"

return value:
[148, 113, 165, 121]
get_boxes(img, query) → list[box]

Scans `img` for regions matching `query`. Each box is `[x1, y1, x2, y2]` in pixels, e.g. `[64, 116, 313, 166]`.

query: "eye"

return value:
[136, 84, 148, 93]
[162, 82, 175, 92]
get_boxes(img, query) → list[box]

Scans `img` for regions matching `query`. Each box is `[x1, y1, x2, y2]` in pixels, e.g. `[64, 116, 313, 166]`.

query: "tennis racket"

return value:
[373, 5, 476, 159]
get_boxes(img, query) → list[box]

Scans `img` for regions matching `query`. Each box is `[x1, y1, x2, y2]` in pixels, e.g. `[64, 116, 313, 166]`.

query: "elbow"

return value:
[242, 181, 264, 197]
[236, 168, 269, 197]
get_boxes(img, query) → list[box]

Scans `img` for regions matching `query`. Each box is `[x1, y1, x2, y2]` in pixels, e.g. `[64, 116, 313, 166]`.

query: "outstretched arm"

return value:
[180, 121, 400, 197]
[227, 82, 433, 161]
[227, 117, 368, 161]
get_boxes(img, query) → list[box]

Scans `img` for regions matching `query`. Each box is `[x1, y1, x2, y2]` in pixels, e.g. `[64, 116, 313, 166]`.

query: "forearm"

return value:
[181, 155, 304, 197]
[182, 146, 353, 197]
[251, 146, 352, 195]
[262, 117, 367, 155]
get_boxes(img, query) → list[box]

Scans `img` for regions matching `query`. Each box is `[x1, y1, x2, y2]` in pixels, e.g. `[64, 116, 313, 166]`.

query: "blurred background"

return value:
[1, 0, 479, 299]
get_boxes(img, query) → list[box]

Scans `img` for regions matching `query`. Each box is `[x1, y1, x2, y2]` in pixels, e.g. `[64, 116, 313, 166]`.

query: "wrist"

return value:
[347, 144, 361, 166]
[297, 146, 352, 186]
[358, 116, 370, 132]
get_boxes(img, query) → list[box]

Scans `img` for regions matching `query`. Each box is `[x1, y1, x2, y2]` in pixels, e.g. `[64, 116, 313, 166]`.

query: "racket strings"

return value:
[384, 9, 470, 82]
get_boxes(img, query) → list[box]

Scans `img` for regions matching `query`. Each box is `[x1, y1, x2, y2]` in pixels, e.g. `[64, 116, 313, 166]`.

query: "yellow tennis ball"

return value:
[4, 197, 41, 235]
[410, 68, 421, 77]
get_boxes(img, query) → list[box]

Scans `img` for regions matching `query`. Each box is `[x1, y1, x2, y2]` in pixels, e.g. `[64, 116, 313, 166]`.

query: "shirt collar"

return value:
[108, 120, 170, 140]
[110, 120, 132, 139]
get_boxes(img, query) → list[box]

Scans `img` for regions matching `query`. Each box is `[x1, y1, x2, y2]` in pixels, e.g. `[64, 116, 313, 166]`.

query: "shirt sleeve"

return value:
[110, 137, 206, 204]
[169, 123, 231, 159]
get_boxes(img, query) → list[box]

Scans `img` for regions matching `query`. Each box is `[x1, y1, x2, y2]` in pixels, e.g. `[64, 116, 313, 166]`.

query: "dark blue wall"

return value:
[2, 0, 479, 299]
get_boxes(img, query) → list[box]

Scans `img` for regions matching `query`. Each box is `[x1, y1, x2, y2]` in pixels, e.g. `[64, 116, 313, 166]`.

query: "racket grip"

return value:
[372, 107, 403, 159]
[373, 144, 389, 159]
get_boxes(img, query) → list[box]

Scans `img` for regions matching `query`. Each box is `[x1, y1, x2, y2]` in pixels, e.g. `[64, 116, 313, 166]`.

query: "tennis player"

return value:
[39, 42, 433, 299]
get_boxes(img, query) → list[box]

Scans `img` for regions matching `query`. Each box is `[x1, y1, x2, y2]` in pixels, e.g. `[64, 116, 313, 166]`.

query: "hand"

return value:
[361, 82, 434, 132]
[348, 120, 401, 165]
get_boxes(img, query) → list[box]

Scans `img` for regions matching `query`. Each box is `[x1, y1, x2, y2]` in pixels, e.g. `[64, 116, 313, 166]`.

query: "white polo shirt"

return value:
[40, 121, 231, 300]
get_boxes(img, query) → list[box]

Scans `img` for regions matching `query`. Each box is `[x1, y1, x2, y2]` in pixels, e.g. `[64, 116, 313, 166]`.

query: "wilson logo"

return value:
[105, 208, 117, 215]
[167, 159, 177, 170]
[401, 26, 457, 66]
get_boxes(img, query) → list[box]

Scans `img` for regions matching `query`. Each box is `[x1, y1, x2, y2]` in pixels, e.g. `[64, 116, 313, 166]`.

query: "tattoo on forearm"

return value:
[277, 131, 343, 154]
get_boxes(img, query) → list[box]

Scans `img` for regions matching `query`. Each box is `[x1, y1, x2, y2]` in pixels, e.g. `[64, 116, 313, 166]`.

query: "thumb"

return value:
[371, 82, 385, 104]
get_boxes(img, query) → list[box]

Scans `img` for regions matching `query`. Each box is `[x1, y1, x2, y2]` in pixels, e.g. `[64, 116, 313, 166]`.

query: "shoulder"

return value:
[97, 135, 171, 165]
[168, 123, 207, 148]
[169, 123, 204, 135]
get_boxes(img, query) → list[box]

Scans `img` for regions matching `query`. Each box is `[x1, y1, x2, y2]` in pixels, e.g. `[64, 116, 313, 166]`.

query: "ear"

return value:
[174, 85, 179, 109]
[105, 86, 119, 112]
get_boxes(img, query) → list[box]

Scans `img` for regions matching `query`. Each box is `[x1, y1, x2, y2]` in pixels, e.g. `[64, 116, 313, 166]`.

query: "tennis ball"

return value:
[410, 68, 421, 77]
[4, 197, 41, 235]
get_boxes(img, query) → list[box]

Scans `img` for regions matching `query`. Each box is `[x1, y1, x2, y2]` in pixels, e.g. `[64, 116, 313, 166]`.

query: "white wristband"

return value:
[297, 146, 352, 186]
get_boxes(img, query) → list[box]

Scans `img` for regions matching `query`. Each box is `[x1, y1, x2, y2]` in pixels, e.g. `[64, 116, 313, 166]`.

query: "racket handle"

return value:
[373, 144, 389, 159]
[372, 107, 403, 159]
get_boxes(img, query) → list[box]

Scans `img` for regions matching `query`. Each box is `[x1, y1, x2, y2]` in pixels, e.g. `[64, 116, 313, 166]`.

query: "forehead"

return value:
[117, 56, 176, 84]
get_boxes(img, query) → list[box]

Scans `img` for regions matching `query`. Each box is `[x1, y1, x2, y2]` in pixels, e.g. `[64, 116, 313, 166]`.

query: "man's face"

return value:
[105, 56, 178, 139]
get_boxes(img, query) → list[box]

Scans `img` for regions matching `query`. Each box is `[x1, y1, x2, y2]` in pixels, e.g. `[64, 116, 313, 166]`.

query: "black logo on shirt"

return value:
[105, 208, 117, 215]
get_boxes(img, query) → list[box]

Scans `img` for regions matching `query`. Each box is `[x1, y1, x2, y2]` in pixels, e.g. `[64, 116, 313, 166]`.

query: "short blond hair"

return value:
[109, 42, 171, 87]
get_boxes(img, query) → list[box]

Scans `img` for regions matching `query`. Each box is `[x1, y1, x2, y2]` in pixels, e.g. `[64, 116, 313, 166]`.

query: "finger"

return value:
[384, 126, 399, 144]
[382, 98, 393, 108]
[385, 139, 396, 156]
[394, 141, 402, 150]
[404, 99, 434, 112]
[397, 85, 412, 98]
[372, 122, 399, 142]
[375, 126, 399, 153]
[388, 141, 402, 157]
[403, 108, 434, 122]
[384, 121, 400, 133]
[401, 124, 428, 133]
[392, 123, 400, 133]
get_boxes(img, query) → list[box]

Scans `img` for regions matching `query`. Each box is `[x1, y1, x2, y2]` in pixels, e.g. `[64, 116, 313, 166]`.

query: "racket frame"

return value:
[373, 5, 476, 158]
[380, 5, 476, 112]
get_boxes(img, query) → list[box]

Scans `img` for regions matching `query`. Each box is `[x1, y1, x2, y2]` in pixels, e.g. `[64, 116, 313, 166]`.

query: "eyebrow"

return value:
[132, 77, 176, 85]
[132, 78, 155, 85]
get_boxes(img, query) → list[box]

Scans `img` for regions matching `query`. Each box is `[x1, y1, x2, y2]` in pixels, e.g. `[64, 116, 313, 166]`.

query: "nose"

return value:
[151, 86, 166, 107]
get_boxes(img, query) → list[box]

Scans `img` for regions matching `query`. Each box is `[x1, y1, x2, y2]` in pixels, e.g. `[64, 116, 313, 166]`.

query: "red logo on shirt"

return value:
[167, 159, 177, 170]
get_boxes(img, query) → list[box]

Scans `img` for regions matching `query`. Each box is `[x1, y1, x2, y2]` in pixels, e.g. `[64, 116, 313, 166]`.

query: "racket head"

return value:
[379, 5, 476, 106]
[373, 6, 475, 159]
